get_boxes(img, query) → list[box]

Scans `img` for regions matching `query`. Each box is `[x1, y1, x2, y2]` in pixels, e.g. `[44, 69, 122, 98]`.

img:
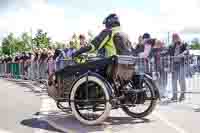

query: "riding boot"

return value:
[171, 95, 178, 101]
[179, 94, 185, 102]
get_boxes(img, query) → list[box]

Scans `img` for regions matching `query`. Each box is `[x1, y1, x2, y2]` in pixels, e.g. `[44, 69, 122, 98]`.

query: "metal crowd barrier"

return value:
[0, 55, 199, 79]
[0, 55, 200, 99]
[0, 59, 77, 81]
[0, 63, 25, 79]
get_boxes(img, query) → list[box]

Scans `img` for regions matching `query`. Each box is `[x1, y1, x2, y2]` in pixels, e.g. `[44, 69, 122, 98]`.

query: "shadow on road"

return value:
[194, 108, 200, 112]
[4, 79, 47, 95]
[106, 116, 151, 125]
[37, 111, 152, 133]
[4, 79, 153, 133]
[21, 118, 64, 133]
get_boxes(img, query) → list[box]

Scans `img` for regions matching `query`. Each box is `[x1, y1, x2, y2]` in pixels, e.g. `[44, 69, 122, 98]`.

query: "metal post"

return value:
[167, 32, 170, 46]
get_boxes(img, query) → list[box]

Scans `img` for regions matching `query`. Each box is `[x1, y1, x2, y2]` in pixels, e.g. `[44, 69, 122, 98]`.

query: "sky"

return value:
[0, 0, 200, 43]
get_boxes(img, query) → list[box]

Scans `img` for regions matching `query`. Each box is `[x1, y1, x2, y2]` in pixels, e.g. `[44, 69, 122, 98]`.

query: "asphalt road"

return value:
[0, 78, 200, 133]
[0, 79, 62, 133]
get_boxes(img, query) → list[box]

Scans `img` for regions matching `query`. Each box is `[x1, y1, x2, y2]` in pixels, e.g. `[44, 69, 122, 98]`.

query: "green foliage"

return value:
[0, 47, 3, 56]
[2, 33, 16, 55]
[21, 32, 32, 51]
[190, 43, 200, 50]
[0, 29, 95, 56]
[32, 29, 51, 48]
[190, 38, 200, 50]
[54, 41, 66, 49]
[1, 32, 32, 55]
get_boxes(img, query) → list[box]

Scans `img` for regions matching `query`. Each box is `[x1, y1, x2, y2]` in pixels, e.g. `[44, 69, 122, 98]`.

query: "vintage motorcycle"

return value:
[47, 55, 160, 125]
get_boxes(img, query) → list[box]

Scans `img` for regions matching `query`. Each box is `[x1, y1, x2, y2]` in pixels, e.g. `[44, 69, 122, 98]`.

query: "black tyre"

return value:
[121, 76, 157, 118]
[70, 75, 112, 125]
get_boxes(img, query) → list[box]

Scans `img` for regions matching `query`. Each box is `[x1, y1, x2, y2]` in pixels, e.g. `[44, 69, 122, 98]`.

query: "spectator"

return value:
[168, 33, 189, 101]
[22, 52, 30, 80]
[79, 34, 87, 48]
[27, 52, 34, 80]
[71, 33, 80, 50]
[0, 57, 3, 77]
[66, 41, 76, 57]
[13, 54, 21, 79]
[5, 55, 12, 78]
[48, 46, 53, 51]
[134, 35, 144, 56]
[138, 33, 152, 58]
[54, 48, 63, 71]
[39, 48, 48, 79]
[32, 48, 40, 80]
[149, 40, 168, 99]
[47, 50, 55, 76]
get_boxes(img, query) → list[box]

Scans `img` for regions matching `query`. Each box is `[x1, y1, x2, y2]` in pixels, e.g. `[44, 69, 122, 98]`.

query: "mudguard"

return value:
[69, 71, 114, 103]
[144, 74, 161, 100]
[134, 73, 160, 100]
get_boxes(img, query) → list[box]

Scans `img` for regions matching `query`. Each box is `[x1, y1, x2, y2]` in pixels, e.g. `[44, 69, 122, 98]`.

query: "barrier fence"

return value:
[0, 55, 200, 100]
[0, 55, 199, 79]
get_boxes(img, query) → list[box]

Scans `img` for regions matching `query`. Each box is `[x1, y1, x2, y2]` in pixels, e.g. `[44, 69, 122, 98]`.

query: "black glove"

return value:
[72, 46, 92, 58]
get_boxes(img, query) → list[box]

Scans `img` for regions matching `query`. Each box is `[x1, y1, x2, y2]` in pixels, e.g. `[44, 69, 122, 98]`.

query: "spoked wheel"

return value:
[47, 73, 58, 98]
[121, 76, 157, 118]
[70, 75, 112, 125]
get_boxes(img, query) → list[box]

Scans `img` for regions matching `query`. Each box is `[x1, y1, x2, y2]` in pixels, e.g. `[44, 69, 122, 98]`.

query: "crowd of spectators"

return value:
[133, 33, 190, 101]
[0, 32, 196, 101]
[0, 34, 88, 79]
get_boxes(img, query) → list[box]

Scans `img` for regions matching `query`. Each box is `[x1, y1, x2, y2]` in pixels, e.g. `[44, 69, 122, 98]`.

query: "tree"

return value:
[190, 38, 200, 50]
[54, 41, 66, 49]
[32, 29, 51, 48]
[21, 32, 32, 51]
[2, 37, 10, 55]
[1, 32, 32, 55]
[1, 33, 17, 55]
[0, 47, 3, 56]
[13, 32, 32, 53]
[191, 38, 199, 44]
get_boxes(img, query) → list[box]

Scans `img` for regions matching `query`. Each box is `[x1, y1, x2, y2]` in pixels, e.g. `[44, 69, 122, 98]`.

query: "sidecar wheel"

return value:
[70, 75, 112, 125]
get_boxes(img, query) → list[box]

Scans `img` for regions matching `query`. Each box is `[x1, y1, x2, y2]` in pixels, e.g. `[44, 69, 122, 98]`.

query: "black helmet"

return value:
[103, 13, 120, 28]
[142, 33, 151, 40]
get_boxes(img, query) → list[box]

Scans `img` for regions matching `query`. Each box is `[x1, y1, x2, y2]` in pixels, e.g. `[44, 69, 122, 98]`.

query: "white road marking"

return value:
[153, 111, 188, 133]
[31, 74, 199, 133]
[0, 129, 13, 133]
[34, 85, 54, 133]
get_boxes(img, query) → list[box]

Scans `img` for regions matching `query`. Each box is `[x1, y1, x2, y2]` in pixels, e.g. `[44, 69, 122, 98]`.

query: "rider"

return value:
[72, 13, 133, 58]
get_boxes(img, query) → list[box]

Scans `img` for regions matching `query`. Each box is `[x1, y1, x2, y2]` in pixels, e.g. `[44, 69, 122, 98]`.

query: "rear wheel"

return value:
[70, 75, 112, 125]
[121, 76, 157, 118]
